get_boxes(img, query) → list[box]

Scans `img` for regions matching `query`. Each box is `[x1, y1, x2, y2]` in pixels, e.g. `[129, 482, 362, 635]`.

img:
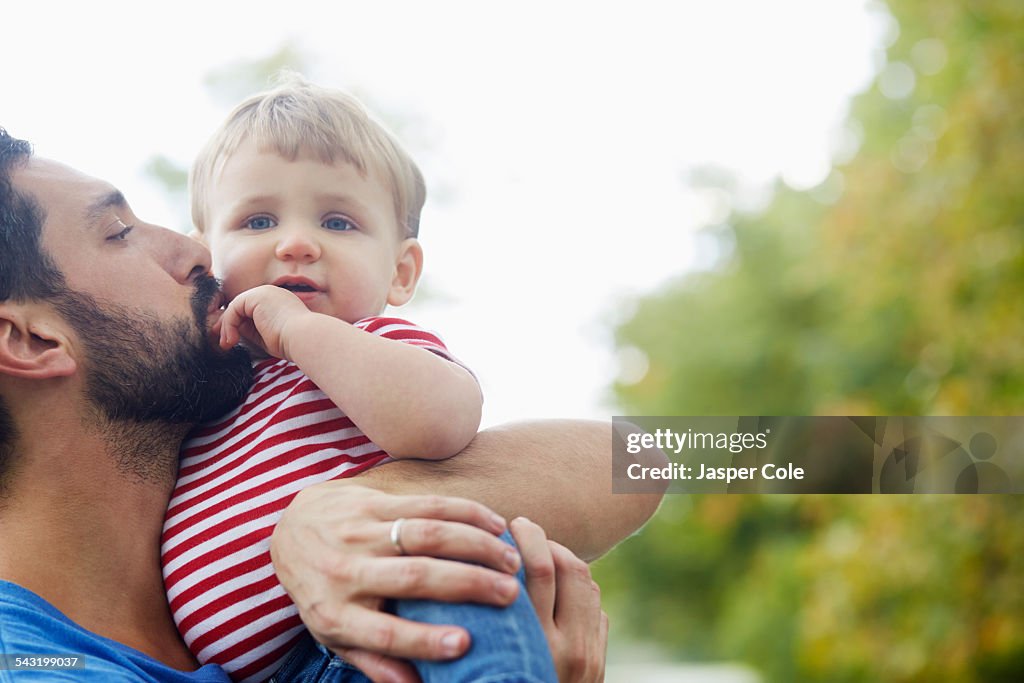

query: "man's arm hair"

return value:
[352, 419, 667, 561]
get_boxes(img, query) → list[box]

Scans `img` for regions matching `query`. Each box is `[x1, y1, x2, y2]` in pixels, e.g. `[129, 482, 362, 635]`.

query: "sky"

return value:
[4, 0, 887, 426]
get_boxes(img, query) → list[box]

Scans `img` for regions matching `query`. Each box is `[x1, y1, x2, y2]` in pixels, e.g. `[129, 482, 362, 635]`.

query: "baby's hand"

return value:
[218, 285, 313, 360]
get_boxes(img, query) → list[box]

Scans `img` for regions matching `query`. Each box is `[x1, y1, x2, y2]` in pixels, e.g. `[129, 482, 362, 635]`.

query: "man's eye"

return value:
[323, 216, 356, 231]
[244, 215, 277, 230]
[107, 225, 134, 241]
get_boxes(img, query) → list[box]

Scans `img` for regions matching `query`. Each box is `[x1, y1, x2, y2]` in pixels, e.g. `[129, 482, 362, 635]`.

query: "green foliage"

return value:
[599, 495, 1024, 682]
[144, 154, 189, 190]
[600, 1, 1024, 680]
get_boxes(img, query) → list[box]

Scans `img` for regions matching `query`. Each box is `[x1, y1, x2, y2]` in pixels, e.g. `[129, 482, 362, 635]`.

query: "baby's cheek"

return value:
[206, 239, 231, 279]
[212, 246, 262, 295]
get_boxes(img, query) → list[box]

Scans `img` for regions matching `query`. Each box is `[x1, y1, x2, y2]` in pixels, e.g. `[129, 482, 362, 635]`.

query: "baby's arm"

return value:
[218, 285, 482, 459]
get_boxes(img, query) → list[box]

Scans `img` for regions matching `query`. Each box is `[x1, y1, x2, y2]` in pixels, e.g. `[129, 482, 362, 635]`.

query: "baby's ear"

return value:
[387, 238, 424, 307]
[188, 229, 208, 245]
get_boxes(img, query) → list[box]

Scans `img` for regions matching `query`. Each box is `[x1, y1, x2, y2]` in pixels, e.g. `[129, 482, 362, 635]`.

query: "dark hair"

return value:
[0, 128, 67, 494]
[0, 128, 66, 302]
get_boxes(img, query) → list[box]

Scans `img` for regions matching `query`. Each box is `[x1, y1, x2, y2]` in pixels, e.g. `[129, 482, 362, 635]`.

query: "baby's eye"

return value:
[244, 215, 277, 230]
[322, 216, 356, 232]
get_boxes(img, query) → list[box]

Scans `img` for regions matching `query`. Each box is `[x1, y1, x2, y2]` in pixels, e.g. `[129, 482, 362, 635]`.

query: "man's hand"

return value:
[271, 482, 524, 683]
[216, 284, 319, 358]
[512, 517, 609, 682]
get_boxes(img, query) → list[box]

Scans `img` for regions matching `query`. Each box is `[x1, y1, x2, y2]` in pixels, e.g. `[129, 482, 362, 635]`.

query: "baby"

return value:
[160, 76, 555, 682]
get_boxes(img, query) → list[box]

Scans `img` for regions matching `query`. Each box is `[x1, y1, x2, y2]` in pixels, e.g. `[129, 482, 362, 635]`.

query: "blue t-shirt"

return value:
[0, 580, 228, 682]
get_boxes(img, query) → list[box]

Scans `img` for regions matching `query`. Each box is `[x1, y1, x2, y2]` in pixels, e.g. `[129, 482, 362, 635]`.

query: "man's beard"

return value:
[52, 275, 253, 482]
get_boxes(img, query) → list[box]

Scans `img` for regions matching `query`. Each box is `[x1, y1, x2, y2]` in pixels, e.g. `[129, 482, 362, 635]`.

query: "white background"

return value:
[4, 0, 886, 426]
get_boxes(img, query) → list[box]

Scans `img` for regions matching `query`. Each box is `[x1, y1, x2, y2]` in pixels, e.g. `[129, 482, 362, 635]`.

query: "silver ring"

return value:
[390, 517, 408, 556]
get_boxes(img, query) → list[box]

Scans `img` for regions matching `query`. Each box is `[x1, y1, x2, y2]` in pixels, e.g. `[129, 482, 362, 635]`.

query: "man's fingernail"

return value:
[505, 549, 520, 571]
[491, 513, 506, 530]
[495, 577, 518, 600]
[441, 631, 464, 656]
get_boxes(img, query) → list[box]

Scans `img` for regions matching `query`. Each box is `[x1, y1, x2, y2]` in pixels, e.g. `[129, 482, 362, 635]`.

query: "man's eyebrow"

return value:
[84, 190, 128, 224]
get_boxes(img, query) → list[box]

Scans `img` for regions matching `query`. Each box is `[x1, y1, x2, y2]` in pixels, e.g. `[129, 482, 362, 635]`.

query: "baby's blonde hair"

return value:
[190, 73, 425, 237]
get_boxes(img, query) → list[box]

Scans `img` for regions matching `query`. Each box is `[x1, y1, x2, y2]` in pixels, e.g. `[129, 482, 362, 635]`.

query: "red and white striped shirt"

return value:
[161, 317, 464, 682]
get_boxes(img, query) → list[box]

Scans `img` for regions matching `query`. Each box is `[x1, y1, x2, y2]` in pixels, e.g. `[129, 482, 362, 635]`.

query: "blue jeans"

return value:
[268, 531, 557, 683]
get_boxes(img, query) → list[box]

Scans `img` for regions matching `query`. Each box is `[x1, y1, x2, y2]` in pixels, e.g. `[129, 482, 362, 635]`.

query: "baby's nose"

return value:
[275, 229, 321, 262]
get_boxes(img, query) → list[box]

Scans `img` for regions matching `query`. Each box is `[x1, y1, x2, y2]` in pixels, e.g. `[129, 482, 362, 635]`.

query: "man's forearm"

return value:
[352, 419, 666, 561]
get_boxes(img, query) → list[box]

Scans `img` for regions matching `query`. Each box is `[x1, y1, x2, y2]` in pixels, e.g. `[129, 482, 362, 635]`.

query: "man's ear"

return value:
[387, 238, 424, 307]
[0, 305, 77, 379]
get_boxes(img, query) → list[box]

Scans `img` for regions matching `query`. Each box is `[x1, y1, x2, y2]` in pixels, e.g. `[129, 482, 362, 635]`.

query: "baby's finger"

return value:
[218, 299, 245, 349]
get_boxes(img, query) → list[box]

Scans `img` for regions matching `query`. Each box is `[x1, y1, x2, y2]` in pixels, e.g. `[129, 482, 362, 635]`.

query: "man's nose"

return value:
[275, 227, 321, 263]
[150, 225, 213, 284]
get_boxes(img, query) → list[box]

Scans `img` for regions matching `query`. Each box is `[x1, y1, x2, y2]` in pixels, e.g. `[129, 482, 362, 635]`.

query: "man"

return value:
[0, 129, 662, 681]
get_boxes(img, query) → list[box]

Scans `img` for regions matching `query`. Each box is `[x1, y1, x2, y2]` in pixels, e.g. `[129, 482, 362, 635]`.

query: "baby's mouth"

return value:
[272, 275, 323, 295]
[277, 282, 318, 293]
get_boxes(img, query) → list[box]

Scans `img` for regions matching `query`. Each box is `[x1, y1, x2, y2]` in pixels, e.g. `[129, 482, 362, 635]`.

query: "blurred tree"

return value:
[203, 42, 310, 107]
[599, 1, 1024, 681]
